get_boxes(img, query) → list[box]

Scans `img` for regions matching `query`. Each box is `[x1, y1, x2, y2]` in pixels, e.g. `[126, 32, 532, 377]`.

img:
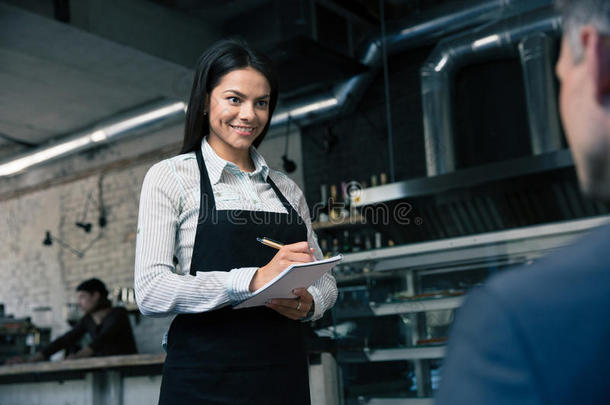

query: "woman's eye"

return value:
[228, 97, 240, 104]
[256, 100, 268, 108]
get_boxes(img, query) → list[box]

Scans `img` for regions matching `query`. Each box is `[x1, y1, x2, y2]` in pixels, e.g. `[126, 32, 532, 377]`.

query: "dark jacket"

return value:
[42, 306, 137, 358]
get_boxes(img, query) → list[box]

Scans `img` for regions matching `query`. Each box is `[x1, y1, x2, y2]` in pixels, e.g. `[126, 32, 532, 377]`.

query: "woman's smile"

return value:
[229, 124, 256, 135]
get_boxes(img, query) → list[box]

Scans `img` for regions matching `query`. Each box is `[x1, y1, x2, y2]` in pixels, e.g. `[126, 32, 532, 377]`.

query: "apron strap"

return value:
[266, 175, 300, 218]
[195, 147, 216, 218]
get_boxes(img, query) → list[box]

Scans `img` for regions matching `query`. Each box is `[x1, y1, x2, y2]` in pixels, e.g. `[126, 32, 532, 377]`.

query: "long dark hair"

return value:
[180, 38, 279, 154]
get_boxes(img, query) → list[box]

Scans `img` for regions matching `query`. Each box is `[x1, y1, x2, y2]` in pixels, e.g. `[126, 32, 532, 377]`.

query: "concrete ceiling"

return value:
[0, 2, 193, 158]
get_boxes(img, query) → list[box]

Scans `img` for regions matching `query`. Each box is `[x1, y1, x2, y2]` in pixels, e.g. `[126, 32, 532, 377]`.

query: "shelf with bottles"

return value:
[318, 255, 494, 400]
[319, 216, 610, 403]
[318, 227, 396, 262]
[111, 286, 139, 312]
[312, 214, 367, 231]
[311, 173, 389, 230]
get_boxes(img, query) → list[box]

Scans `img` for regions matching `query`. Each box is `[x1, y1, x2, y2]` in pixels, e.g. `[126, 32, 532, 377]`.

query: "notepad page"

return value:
[233, 255, 342, 309]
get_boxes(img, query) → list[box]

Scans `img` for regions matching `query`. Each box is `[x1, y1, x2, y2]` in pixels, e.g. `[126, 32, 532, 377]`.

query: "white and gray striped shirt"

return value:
[134, 137, 337, 321]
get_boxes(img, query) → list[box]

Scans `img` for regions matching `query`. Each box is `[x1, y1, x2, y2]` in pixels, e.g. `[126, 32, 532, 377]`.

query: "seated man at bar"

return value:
[11, 278, 137, 363]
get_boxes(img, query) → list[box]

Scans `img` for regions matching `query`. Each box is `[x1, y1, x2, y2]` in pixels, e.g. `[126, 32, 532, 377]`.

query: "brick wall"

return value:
[0, 161, 171, 354]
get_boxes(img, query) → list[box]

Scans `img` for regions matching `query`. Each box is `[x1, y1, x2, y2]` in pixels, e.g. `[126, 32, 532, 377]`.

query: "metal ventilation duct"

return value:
[421, 8, 562, 176]
[0, 99, 186, 177]
[0, 0, 552, 178]
[270, 0, 553, 128]
[519, 32, 563, 154]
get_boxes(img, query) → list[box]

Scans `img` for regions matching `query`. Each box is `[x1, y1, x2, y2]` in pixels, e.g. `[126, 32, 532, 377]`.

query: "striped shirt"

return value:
[134, 137, 337, 321]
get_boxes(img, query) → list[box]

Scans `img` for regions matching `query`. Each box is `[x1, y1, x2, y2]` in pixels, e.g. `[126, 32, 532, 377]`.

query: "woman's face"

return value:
[206, 67, 271, 154]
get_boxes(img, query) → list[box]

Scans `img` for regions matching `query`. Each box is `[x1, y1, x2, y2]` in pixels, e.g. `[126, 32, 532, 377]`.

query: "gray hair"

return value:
[556, 0, 610, 62]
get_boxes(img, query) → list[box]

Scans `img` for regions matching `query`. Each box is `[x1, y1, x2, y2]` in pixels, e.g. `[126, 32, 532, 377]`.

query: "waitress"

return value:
[134, 38, 337, 404]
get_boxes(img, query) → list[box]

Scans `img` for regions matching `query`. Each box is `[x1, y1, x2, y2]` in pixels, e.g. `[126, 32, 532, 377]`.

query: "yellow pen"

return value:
[256, 237, 284, 250]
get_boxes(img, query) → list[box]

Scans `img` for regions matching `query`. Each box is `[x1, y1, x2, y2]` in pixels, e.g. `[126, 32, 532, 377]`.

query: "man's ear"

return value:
[584, 27, 610, 102]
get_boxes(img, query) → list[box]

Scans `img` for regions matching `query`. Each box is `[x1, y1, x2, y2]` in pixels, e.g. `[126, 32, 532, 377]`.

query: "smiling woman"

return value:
[134, 38, 337, 404]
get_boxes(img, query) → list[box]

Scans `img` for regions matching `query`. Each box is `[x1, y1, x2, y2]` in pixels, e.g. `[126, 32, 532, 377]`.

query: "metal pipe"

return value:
[421, 8, 561, 176]
[270, 0, 553, 129]
[379, 0, 396, 183]
[0, 99, 186, 177]
[518, 33, 563, 154]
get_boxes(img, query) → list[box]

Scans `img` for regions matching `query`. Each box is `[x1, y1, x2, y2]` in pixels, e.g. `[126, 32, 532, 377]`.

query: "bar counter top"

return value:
[0, 353, 166, 378]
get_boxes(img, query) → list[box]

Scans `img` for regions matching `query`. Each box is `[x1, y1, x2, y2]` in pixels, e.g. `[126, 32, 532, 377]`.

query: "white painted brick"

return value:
[0, 160, 156, 347]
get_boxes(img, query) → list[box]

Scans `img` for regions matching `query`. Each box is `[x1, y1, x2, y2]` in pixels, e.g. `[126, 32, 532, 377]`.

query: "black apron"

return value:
[158, 148, 311, 405]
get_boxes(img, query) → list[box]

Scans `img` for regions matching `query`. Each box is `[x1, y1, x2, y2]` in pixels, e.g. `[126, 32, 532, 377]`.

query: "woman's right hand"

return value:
[249, 241, 315, 292]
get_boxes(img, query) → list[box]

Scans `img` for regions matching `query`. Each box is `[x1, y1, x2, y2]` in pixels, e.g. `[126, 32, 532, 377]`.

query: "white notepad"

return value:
[234, 255, 342, 309]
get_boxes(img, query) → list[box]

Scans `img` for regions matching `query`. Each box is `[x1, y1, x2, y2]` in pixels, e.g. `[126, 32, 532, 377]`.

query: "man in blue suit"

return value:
[436, 0, 610, 404]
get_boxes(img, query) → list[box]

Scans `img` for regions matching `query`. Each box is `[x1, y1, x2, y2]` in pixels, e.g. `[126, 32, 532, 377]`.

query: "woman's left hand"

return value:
[266, 288, 313, 320]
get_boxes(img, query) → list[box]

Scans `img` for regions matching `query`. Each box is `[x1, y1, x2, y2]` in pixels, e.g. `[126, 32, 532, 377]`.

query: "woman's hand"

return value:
[249, 242, 314, 292]
[266, 288, 314, 320]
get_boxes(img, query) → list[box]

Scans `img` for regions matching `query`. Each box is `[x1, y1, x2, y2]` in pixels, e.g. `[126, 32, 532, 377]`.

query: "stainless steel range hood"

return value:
[351, 149, 609, 244]
[352, 149, 574, 207]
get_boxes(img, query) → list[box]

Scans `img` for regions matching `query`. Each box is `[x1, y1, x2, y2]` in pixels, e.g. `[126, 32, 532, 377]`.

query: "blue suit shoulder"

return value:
[485, 222, 610, 312]
[437, 223, 610, 405]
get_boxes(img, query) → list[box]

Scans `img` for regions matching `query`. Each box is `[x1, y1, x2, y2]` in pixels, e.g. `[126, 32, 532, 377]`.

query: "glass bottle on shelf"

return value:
[374, 232, 383, 249]
[329, 184, 339, 220]
[364, 232, 372, 250]
[320, 238, 328, 254]
[322, 236, 333, 258]
[347, 181, 360, 219]
[318, 184, 329, 223]
[331, 237, 340, 256]
[342, 230, 351, 252]
[352, 232, 363, 253]
[339, 182, 350, 219]
[380, 172, 388, 185]
[370, 174, 379, 187]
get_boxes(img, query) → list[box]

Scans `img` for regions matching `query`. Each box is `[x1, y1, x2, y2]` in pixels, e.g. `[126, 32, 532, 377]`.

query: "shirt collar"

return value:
[201, 137, 269, 185]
